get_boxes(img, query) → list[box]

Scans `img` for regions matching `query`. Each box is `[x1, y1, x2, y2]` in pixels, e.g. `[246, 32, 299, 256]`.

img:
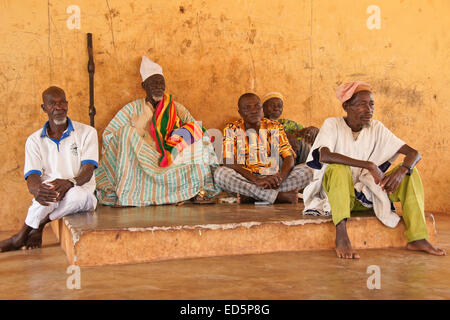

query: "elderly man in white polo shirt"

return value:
[0, 86, 98, 252]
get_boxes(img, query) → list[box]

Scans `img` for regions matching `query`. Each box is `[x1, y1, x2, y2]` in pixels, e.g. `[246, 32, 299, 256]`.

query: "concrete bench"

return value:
[50, 203, 436, 267]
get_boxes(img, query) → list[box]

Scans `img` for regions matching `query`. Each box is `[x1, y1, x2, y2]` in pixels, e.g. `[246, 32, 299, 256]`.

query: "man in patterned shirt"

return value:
[214, 93, 313, 204]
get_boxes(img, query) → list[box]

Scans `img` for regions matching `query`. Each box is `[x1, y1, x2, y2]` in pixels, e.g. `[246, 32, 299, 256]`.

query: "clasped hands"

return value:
[34, 179, 73, 206]
[367, 163, 408, 194]
[251, 173, 284, 189]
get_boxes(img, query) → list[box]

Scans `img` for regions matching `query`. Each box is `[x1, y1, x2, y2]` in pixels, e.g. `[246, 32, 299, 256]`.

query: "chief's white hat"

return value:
[140, 56, 163, 82]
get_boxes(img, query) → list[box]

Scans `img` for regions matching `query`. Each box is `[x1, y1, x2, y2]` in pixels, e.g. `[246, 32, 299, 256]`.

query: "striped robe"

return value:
[95, 98, 221, 206]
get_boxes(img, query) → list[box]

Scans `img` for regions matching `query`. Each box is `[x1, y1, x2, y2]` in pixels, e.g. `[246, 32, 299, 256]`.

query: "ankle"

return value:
[336, 219, 347, 231]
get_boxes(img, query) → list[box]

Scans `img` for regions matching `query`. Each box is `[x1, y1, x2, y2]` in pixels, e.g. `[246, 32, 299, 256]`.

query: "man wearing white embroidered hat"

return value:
[302, 81, 445, 259]
[95, 56, 220, 206]
[0, 86, 98, 252]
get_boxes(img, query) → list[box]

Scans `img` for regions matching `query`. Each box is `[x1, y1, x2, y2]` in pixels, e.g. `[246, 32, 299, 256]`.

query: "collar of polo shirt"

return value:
[40, 117, 75, 141]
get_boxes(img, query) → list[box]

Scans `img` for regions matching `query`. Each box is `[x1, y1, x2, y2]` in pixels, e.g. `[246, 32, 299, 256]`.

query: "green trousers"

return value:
[322, 164, 429, 242]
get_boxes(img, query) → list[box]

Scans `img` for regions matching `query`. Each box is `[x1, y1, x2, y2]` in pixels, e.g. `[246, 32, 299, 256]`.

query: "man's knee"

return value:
[296, 164, 313, 178]
[325, 164, 351, 177]
[323, 164, 353, 191]
[289, 164, 313, 183]
[63, 187, 91, 208]
[392, 165, 422, 186]
[213, 166, 232, 185]
[30, 199, 57, 211]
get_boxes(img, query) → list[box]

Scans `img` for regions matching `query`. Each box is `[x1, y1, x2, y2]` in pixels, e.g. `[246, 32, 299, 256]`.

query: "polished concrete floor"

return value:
[0, 212, 449, 300]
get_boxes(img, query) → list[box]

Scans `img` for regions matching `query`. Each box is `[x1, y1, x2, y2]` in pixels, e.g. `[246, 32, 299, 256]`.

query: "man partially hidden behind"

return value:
[95, 57, 220, 206]
[0, 86, 98, 252]
[214, 93, 313, 204]
[303, 81, 445, 259]
[262, 92, 319, 164]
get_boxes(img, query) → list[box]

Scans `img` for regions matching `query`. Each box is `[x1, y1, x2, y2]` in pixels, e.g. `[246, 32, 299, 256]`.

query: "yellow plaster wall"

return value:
[0, 0, 448, 230]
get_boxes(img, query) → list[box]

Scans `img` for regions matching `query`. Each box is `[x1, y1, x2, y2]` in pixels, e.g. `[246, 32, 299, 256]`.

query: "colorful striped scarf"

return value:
[149, 94, 204, 167]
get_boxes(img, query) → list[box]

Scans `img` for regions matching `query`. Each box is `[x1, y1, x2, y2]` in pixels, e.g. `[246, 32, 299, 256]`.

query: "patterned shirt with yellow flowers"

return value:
[222, 118, 296, 175]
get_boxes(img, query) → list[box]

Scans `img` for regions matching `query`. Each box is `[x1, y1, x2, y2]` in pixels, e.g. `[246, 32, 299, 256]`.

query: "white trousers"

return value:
[25, 186, 97, 229]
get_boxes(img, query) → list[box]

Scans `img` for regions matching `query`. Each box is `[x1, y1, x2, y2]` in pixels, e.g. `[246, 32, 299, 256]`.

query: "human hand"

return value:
[34, 183, 59, 206]
[252, 176, 271, 189]
[253, 174, 282, 189]
[379, 167, 407, 194]
[367, 162, 385, 185]
[47, 179, 74, 201]
[298, 126, 319, 145]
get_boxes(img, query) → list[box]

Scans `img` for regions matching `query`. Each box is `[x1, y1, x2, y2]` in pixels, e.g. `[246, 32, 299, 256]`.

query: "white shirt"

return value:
[24, 118, 99, 194]
[303, 117, 406, 228]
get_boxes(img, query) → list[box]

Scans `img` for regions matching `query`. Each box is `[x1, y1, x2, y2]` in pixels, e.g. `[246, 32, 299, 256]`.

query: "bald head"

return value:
[42, 86, 66, 104]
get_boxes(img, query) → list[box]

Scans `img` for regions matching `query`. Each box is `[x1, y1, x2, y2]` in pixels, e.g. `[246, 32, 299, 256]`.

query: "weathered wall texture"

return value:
[0, 0, 448, 230]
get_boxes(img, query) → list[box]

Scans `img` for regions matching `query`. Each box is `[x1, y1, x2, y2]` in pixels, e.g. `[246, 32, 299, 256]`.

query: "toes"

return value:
[336, 249, 359, 259]
[25, 242, 41, 250]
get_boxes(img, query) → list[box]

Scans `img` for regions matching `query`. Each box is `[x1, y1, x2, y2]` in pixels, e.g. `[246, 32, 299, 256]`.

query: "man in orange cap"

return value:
[302, 81, 445, 259]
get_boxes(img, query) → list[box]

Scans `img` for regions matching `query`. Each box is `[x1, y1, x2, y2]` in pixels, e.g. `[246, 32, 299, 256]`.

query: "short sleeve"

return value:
[374, 121, 406, 162]
[24, 136, 43, 179]
[222, 124, 237, 164]
[306, 118, 338, 169]
[275, 123, 296, 159]
[80, 127, 99, 168]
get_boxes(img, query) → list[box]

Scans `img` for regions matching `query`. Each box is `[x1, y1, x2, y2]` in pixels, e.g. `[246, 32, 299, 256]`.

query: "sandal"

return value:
[191, 190, 216, 204]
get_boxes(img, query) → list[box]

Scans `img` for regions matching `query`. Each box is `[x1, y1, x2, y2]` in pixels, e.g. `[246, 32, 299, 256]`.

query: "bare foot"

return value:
[25, 228, 44, 249]
[275, 190, 298, 204]
[335, 220, 360, 259]
[237, 194, 255, 204]
[406, 239, 446, 256]
[0, 237, 22, 252]
[0, 226, 30, 252]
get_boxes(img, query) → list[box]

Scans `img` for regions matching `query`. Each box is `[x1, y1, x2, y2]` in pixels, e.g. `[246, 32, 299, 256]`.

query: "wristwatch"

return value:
[400, 164, 413, 176]
[68, 178, 77, 187]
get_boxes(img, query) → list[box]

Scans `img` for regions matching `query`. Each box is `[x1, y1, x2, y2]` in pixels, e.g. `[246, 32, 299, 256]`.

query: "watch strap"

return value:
[400, 164, 413, 176]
